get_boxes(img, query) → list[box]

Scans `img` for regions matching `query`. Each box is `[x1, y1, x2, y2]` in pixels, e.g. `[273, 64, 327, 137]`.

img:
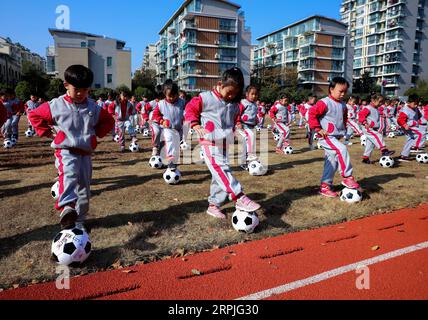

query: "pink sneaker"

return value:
[235, 195, 261, 212]
[342, 176, 360, 190]
[207, 205, 226, 219]
[319, 185, 338, 198]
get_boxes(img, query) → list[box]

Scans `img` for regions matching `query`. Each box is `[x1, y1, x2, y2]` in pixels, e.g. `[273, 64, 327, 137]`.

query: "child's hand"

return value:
[236, 123, 243, 130]
[193, 125, 207, 137]
[364, 123, 370, 130]
[317, 129, 328, 138]
[162, 120, 170, 128]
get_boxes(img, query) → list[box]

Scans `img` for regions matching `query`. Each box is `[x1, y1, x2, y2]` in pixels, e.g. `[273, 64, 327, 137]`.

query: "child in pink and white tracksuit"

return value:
[308, 77, 361, 198]
[269, 95, 291, 154]
[238, 85, 260, 170]
[344, 95, 362, 145]
[24, 94, 40, 131]
[29, 65, 114, 230]
[144, 86, 165, 156]
[358, 94, 395, 164]
[185, 67, 261, 219]
[152, 80, 186, 169]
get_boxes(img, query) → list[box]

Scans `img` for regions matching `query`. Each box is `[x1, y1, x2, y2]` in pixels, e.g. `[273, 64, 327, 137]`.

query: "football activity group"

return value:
[1, 64, 428, 266]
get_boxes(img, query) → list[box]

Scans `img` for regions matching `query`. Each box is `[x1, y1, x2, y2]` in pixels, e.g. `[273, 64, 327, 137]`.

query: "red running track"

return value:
[1, 204, 428, 300]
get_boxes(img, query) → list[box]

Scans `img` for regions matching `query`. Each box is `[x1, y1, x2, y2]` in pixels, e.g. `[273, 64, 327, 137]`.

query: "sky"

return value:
[0, 0, 342, 72]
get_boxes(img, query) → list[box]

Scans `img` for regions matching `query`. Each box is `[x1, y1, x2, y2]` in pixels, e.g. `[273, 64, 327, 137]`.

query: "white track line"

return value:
[236, 241, 428, 300]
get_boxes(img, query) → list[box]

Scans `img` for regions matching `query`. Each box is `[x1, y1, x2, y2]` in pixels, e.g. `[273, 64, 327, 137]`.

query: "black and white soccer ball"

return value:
[317, 141, 324, 150]
[10, 137, 17, 146]
[388, 132, 396, 139]
[51, 181, 60, 200]
[199, 149, 206, 163]
[114, 134, 120, 143]
[283, 146, 294, 155]
[189, 129, 195, 136]
[129, 143, 140, 153]
[232, 210, 259, 234]
[267, 125, 272, 130]
[379, 156, 395, 168]
[163, 168, 181, 185]
[149, 156, 163, 169]
[3, 139, 12, 149]
[273, 134, 280, 141]
[256, 126, 262, 132]
[25, 129, 34, 138]
[340, 188, 363, 204]
[390, 124, 397, 132]
[416, 153, 428, 164]
[360, 135, 367, 146]
[180, 141, 190, 151]
[51, 227, 91, 266]
[248, 161, 267, 176]
[142, 128, 150, 137]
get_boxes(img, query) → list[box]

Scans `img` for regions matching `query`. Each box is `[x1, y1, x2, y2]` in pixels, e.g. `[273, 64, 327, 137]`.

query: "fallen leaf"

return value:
[12, 284, 19, 289]
[371, 245, 380, 251]
[191, 269, 202, 276]
[0, 289, 3, 292]
[111, 260, 122, 269]
[127, 221, 133, 226]
[181, 258, 188, 262]
[31, 280, 39, 285]
[122, 270, 136, 274]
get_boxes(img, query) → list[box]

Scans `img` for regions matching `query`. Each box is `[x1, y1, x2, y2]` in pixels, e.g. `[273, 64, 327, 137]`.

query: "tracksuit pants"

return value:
[163, 128, 181, 165]
[11, 115, 21, 139]
[257, 116, 265, 128]
[150, 122, 162, 151]
[55, 149, 92, 223]
[346, 119, 363, 138]
[116, 120, 136, 147]
[238, 125, 257, 164]
[401, 128, 424, 157]
[1, 118, 12, 139]
[362, 127, 386, 158]
[201, 143, 243, 207]
[317, 136, 353, 186]
[417, 125, 426, 148]
[275, 122, 290, 149]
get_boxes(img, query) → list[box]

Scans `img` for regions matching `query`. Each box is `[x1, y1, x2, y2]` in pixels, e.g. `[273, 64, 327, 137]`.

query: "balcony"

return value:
[219, 25, 237, 33]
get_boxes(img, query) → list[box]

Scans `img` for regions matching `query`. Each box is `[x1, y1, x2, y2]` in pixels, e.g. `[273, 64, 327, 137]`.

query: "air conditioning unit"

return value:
[196, 69, 202, 74]
[214, 53, 220, 60]
[195, 53, 201, 57]
[214, 40, 220, 45]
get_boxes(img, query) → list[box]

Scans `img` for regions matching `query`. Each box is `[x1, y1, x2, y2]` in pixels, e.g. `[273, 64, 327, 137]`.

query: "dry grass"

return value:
[0, 116, 427, 289]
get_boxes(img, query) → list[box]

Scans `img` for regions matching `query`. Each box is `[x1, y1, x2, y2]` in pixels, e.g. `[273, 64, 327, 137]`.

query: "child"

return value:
[308, 77, 360, 197]
[304, 95, 317, 150]
[136, 96, 149, 129]
[96, 95, 105, 108]
[358, 94, 395, 164]
[152, 80, 186, 169]
[108, 91, 137, 152]
[28, 65, 114, 230]
[9, 91, 24, 141]
[344, 95, 363, 145]
[257, 102, 267, 128]
[0, 97, 6, 129]
[418, 101, 428, 146]
[143, 85, 164, 156]
[269, 95, 291, 154]
[185, 67, 261, 219]
[103, 92, 116, 141]
[238, 85, 260, 170]
[397, 94, 424, 161]
[24, 94, 40, 132]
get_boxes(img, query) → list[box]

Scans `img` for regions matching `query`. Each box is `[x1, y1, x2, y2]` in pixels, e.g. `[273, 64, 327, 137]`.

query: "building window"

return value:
[95, 84, 101, 89]
[107, 57, 112, 67]
[81, 42, 87, 48]
[88, 40, 96, 47]
[107, 74, 112, 83]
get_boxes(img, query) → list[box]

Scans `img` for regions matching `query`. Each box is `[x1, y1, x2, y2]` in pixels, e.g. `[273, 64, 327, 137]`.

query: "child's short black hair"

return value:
[408, 94, 420, 104]
[329, 77, 350, 92]
[64, 65, 94, 88]
[163, 79, 179, 96]
[279, 95, 289, 101]
[371, 93, 384, 102]
[307, 94, 317, 100]
[154, 84, 165, 100]
[221, 67, 245, 102]
[245, 85, 259, 93]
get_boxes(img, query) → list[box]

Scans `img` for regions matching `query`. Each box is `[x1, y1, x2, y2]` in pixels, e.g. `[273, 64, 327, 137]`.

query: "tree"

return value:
[132, 69, 156, 92]
[21, 61, 50, 97]
[353, 71, 381, 96]
[46, 78, 66, 100]
[15, 81, 32, 101]
[405, 80, 428, 101]
[134, 86, 153, 100]
[116, 85, 131, 96]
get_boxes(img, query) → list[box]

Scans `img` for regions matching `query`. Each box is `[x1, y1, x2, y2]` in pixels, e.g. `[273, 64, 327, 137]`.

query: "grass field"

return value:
[1, 116, 427, 290]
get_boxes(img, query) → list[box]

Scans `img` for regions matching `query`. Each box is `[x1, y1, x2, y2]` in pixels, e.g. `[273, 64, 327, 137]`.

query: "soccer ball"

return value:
[388, 132, 396, 138]
[416, 153, 428, 164]
[248, 161, 268, 176]
[3, 140, 12, 149]
[189, 129, 195, 136]
[199, 149, 206, 163]
[273, 134, 280, 141]
[149, 156, 163, 169]
[360, 135, 367, 146]
[51, 181, 60, 200]
[267, 125, 272, 130]
[390, 124, 397, 132]
[114, 135, 120, 143]
[163, 168, 181, 185]
[283, 146, 294, 155]
[10, 138, 17, 146]
[379, 156, 395, 168]
[232, 210, 259, 234]
[317, 142, 324, 150]
[256, 126, 262, 132]
[129, 143, 140, 153]
[51, 227, 91, 266]
[340, 188, 363, 204]
[180, 141, 190, 151]
[25, 129, 34, 138]
[142, 129, 150, 137]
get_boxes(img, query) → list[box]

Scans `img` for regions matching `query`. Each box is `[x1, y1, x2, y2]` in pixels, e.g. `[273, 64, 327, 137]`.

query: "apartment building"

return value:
[341, 0, 428, 96]
[143, 44, 157, 73]
[0, 36, 46, 87]
[252, 16, 353, 96]
[47, 29, 132, 89]
[155, 0, 251, 92]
